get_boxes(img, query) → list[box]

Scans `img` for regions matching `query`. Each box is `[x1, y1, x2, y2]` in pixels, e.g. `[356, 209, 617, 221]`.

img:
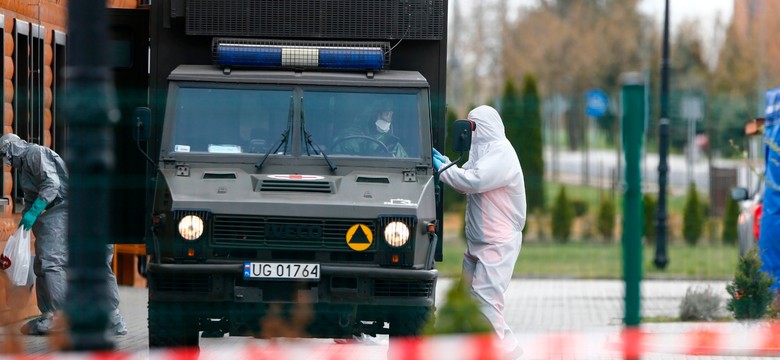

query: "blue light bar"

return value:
[216, 44, 282, 67]
[318, 48, 384, 69]
[214, 42, 385, 70]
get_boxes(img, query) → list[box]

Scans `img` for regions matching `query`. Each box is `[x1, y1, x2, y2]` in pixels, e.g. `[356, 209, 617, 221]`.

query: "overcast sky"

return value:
[639, 0, 734, 67]
[452, 0, 735, 68]
[638, 0, 733, 36]
[455, 0, 734, 34]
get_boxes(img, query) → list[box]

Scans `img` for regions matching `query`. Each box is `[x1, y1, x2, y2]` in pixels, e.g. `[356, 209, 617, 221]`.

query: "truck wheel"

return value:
[148, 300, 199, 348]
[388, 306, 433, 337]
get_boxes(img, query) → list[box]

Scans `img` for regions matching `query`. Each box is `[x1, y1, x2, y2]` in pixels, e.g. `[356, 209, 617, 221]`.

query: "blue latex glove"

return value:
[20, 198, 47, 230]
[433, 156, 443, 171]
[432, 147, 443, 158]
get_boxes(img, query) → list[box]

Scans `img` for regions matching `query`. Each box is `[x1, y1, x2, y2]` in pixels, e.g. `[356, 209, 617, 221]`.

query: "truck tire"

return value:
[148, 300, 199, 348]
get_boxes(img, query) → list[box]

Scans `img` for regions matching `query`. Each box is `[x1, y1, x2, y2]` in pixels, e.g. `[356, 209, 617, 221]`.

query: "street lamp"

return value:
[654, 0, 670, 270]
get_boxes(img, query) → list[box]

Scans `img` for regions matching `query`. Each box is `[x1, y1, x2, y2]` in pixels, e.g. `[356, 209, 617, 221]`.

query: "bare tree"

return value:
[499, 0, 647, 150]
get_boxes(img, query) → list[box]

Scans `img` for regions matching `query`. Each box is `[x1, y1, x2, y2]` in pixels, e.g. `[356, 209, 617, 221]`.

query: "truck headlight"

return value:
[384, 221, 410, 247]
[178, 215, 204, 240]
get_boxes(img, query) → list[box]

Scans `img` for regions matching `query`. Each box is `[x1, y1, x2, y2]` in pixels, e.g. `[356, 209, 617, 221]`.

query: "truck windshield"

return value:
[302, 90, 421, 159]
[172, 87, 293, 154]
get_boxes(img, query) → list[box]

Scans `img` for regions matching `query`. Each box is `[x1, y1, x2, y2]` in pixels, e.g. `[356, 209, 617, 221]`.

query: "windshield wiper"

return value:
[303, 128, 337, 172]
[255, 128, 289, 170]
[256, 96, 294, 170]
[301, 98, 337, 172]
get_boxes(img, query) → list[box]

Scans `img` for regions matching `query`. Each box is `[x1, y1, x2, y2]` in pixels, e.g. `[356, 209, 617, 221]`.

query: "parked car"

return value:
[731, 180, 764, 257]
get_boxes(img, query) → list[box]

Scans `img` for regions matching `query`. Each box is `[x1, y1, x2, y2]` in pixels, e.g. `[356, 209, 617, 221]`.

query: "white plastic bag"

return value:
[1, 227, 31, 286]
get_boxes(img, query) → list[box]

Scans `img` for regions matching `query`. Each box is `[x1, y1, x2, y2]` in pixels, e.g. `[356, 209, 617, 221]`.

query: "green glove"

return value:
[20, 198, 47, 230]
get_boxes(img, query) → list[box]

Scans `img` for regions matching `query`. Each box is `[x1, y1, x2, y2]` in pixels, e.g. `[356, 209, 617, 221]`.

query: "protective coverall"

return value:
[436, 105, 526, 353]
[0, 134, 127, 335]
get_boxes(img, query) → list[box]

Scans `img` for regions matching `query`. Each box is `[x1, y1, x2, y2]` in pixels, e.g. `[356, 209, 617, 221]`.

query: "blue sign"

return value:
[585, 89, 609, 118]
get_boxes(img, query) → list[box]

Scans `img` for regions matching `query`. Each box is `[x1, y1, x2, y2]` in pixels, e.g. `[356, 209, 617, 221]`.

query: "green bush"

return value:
[423, 279, 493, 335]
[551, 186, 574, 243]
[679, 285, 722, 321]
[643, 194, 656, 246]
[516, 75, 545, 213]
[726, 249, 776, 320]
[571, 199, 589, 217]
[683, 182, 704, 246]
[722, 197, 739, 245]
[596, 196, 616, 242]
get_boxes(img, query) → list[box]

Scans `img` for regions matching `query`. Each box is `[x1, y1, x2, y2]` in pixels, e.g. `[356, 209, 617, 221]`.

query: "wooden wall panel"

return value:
[4, 102, 11, 126]
[0, 0, 76, 324]
[0, 0, 143, 325]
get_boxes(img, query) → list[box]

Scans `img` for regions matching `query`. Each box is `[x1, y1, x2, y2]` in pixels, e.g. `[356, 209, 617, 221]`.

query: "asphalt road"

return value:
[546, 148, 747, 195]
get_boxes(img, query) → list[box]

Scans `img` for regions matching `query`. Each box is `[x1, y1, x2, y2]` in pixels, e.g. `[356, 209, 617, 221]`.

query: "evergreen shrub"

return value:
[423, 279, 492, 335]
[551, 186, 574, 243]
[726, 249, 776, 320]
[722, 197, 739, 245]
[596, 196, 616, 242]
[683, 182, 704, 246]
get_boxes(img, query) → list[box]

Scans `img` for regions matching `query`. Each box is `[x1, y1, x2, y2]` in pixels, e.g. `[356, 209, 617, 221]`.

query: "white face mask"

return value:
[375, 119, 391, 134]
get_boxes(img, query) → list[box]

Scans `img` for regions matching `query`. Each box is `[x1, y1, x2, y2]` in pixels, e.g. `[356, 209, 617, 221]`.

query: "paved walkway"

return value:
[5, 278, 773, 359]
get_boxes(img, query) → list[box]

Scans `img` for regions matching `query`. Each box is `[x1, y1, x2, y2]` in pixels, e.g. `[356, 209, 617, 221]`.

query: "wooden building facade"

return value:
[0, 0, 140, 326]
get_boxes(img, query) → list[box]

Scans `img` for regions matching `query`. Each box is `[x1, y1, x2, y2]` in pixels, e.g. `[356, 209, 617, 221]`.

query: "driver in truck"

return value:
[331, 100, 409, 157]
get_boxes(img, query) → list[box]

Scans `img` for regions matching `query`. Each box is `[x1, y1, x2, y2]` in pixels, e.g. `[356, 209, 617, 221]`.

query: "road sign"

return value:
[585, 89, 608, 118]
[681, 96, 703, 121]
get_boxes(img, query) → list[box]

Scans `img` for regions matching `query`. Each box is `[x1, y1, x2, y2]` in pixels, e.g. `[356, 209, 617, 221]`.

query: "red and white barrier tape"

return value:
[4, 323, 780, 359]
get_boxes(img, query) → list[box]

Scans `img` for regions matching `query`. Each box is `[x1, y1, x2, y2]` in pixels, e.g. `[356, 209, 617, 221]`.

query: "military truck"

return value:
[109, 0, 451, 347]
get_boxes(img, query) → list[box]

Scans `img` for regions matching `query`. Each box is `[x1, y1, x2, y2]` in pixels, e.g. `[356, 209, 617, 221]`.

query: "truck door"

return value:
[108, 8, 149, 245]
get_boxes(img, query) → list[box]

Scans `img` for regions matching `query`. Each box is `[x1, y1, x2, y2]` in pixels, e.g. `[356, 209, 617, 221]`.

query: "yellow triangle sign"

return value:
[346, 224, 373, 251]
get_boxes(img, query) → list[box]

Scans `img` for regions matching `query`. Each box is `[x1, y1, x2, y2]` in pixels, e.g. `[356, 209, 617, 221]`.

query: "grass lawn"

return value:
[544, 182, 687, 211]
[438, 240, 739, 280]
[438, 179, 738, 280]
[436, 183, 742, 324]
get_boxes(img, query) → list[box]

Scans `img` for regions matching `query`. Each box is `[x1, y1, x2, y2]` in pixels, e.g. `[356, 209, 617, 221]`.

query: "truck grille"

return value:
[184, 0, 445, 40]
[257, 179, 332, 193]
[212, 215, 377, 250]
[373, 279, 434, 298]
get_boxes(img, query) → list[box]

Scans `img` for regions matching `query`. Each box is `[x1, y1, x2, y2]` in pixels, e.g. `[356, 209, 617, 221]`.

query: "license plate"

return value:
[243, 262, 320, 280]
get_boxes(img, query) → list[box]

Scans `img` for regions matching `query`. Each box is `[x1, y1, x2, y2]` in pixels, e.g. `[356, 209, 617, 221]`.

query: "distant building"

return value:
[733, 0, 780, 85]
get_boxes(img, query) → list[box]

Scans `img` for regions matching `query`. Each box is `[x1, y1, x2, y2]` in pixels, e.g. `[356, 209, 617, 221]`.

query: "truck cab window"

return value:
[171, 87, 292, 153]
[303, 90, 421, 159]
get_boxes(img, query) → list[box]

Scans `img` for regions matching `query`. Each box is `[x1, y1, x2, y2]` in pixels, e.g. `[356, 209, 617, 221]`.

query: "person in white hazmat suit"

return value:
[0, 133, 128, 336]
[433, 105, 525, 358]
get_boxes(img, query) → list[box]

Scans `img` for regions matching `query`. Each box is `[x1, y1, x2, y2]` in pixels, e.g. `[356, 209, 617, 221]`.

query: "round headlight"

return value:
[178, 215, 204, 241]
[384, 221, 410, 247]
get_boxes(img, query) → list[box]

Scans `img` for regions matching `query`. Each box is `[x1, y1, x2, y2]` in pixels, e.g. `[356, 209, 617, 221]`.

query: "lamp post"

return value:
[654, 0, 670, 270]
[64, 0, 117, 350]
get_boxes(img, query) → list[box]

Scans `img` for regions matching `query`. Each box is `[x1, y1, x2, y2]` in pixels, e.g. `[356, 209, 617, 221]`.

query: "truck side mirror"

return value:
[451, 119, 474, 152]
[133, 107, 151, 142]
[731, 187, 749, 201]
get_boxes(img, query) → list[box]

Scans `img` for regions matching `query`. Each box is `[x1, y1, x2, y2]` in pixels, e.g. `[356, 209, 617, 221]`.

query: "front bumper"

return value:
[147, 262, 437, 306]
